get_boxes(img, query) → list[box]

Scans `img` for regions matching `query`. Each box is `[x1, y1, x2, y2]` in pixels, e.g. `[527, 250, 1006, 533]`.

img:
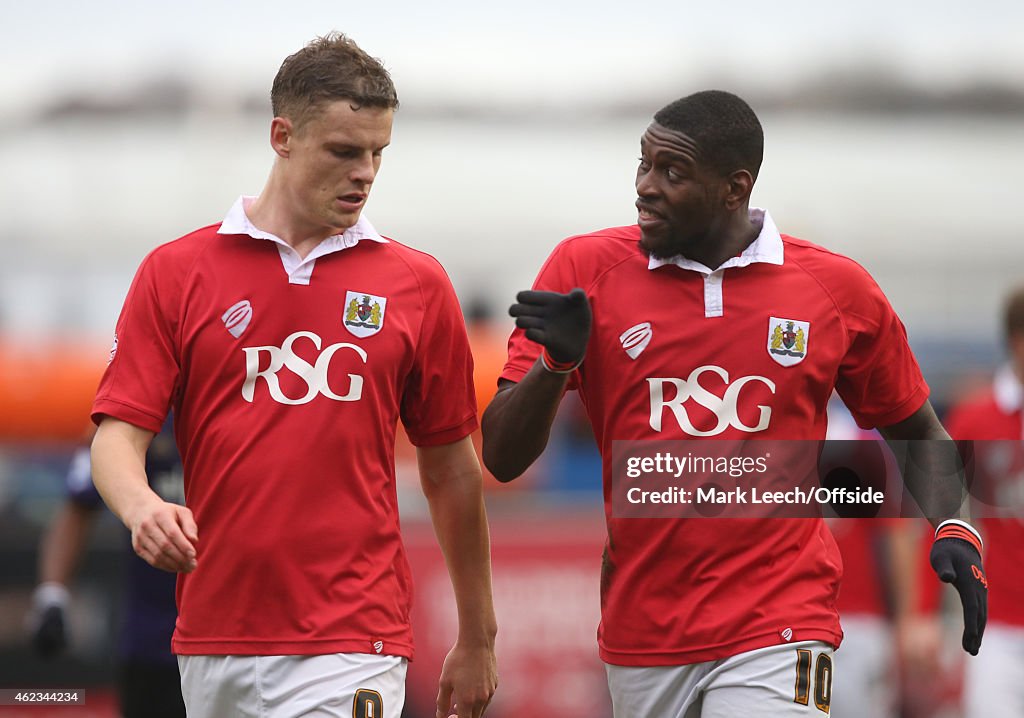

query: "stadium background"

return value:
[1, 1, 1021, 715]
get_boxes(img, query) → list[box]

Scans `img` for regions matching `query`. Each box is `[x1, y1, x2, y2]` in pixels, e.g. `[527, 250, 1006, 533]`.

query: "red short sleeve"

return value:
[400, 266, 478, 446]
[833, 274, 928, 429]
[92, 249, 180, 432]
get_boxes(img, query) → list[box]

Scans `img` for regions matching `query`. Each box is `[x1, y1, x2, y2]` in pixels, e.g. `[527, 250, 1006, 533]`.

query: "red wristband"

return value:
[540, 348, 581, 374]
[934, 519, 983, 556]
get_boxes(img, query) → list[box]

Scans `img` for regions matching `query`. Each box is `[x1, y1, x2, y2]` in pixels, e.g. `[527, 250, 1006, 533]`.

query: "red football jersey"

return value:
[93, 198, 478, 657]
[944, 366, 1024, 627]
[502, 211, 929, 665]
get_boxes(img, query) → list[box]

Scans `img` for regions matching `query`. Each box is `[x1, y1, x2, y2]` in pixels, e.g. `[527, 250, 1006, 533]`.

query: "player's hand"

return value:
[27, 583, 69, 658]
[435, 640, 497, 718]
[930, 522, 987, 655]
[125, 497, 199, 573]
[510, 288, 592, 366]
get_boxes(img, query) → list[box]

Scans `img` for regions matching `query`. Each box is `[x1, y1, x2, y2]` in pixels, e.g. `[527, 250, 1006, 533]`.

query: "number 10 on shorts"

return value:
[794, 649, 832, 713]
[354, 688, 383, 717]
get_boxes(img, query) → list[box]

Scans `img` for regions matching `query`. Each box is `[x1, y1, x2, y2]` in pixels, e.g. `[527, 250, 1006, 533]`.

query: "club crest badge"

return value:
[343, 291, 387, 338]
[768, 316, 809, 367]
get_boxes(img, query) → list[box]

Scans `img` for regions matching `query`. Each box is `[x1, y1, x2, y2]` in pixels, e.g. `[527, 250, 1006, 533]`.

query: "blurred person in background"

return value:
[822, 401, 901, 718]
[943, 285, 1024, 718]
[88, 32, 496, 718]
[27, 421, 185, 718]
[483, 89, 987, 717]
[828, 519, 940, 718]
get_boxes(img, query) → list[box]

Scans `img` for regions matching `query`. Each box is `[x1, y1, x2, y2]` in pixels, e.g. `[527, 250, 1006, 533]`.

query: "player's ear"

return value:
[269, 117, 293, 159]
[722, 169, 754, 211]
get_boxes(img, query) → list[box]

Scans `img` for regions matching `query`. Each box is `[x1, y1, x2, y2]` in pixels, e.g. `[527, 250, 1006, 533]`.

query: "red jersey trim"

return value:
[92, 397, 167, 434]
[599, 626, 843, 667]
[172, 636, 413, 660]
[405, 414, 479, 447]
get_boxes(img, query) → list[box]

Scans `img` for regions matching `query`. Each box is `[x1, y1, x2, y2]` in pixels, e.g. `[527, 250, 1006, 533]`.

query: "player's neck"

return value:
[684, 213, 761, 270]
[247, 182, 345, 260]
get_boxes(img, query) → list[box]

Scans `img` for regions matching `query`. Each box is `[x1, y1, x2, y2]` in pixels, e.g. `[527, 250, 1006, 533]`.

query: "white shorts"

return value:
[605, 641, 835, 718]
[177, 653, 407, 718]
[964, 622, 1024, 718]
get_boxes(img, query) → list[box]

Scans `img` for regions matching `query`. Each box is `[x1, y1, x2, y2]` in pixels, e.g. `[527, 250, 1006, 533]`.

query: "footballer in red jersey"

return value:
[483, 90, 986, 717]
[944, 286, 1024, 718]
[90, 34, 496, 718]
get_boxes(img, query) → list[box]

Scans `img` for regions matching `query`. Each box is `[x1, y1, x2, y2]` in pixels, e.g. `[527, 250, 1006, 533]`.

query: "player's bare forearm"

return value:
[417, 438, 498, 717]
[418, 438, 497, 644]
[91, 418, 159, 524]
[481, 360, 570, 481]
[879, 401, 969, 527]
[92, 418, 198, 572]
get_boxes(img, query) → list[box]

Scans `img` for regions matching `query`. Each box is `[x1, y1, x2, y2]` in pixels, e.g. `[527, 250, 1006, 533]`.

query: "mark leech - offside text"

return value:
[626, 486, 885, 505]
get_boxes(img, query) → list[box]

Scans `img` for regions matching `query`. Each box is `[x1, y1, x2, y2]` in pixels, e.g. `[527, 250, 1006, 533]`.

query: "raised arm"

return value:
[482, 372, 570, 482]
[91, 417, 197, 574]
[481, 288, 591, 482]
[417, 435, 498, 718]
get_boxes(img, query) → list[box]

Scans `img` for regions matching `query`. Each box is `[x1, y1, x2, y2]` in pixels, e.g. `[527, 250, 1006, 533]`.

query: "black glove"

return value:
[930, 521, 987, 655]
[510, 289, 592, 367]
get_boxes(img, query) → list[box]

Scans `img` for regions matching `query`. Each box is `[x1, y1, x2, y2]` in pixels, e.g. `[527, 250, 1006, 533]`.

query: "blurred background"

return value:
[1, 1, 1022, 716]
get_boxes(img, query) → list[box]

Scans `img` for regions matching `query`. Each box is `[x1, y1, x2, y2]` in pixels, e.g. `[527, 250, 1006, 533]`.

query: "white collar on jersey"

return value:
[217, 195, 388, 248]
[647, 208, 784, 274]
[993, 364, 1024, 414]
[217, 196, 388, 285]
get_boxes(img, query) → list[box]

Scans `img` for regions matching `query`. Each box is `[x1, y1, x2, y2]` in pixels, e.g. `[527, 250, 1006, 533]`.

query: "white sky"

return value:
[3, 0, 1023, 113]
[1, 1, 1022, 348]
